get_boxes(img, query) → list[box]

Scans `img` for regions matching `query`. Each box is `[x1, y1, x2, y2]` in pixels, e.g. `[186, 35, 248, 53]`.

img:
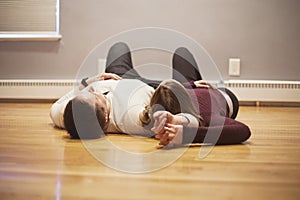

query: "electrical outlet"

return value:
[98, 59, 106, 74]
[229, 58, 240, 76]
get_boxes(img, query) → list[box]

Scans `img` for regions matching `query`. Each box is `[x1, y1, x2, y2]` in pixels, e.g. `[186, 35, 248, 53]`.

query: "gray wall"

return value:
[0, 0, 299, 81]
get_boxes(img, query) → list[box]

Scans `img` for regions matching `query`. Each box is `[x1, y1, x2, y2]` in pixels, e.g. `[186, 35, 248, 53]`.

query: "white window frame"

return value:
[0, 0, 61, 41]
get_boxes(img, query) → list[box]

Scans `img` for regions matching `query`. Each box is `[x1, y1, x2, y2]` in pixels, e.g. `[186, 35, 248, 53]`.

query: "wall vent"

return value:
[0, 79, 75, 99]
[0, 80, 74, 87]
[226, 80, 300, 103]
[0, 79, 299, 103]
[226, 81, 300, 89]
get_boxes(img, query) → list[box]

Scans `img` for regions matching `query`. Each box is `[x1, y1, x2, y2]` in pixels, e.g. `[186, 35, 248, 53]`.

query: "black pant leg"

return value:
[224, 88, 239, 119]
[138, 77, 161, 89]
[172, 47, 202, 82]
[105, 42, 141, 79]
[105, 42, 161, 88]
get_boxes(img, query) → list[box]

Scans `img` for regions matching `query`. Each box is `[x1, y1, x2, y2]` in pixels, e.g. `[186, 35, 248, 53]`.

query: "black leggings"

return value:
[105, 42, 239, 119]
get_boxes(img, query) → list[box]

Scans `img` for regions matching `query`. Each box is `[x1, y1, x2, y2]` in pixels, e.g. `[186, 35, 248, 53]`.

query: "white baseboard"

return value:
[0, 79, 74, 99]
[0, 79, 299, 103]
[225, 80, 300, 102]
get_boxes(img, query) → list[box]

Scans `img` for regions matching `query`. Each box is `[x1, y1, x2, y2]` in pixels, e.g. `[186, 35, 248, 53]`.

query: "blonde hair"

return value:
[140, 80, 204, 127]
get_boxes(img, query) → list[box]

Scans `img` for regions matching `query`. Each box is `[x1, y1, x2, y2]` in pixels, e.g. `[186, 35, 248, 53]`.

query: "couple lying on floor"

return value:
[50, 42, 251, 147]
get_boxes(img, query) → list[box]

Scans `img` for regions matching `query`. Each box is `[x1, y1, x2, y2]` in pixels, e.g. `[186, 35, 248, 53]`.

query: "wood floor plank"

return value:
[0, 103, 299, 199]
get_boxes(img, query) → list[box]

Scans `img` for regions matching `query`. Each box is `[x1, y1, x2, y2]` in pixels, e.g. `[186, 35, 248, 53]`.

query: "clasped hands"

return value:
[151, 111, 188, 147]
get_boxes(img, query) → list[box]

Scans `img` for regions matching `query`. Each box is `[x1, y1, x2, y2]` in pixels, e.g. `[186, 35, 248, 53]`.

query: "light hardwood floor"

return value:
[0, 103, 299, 200]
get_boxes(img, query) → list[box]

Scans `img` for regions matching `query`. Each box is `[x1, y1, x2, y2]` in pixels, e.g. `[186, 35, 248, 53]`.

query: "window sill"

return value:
[0, 33, 62, 41]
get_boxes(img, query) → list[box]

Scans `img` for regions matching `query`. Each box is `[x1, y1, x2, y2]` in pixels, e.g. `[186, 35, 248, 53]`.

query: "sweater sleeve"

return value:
[182, 116, 251, 145]
[50, 89, 77, 128]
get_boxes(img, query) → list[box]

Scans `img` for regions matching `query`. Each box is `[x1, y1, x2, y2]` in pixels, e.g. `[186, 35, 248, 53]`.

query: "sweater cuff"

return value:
[177, 113, 199, 128]
[178, 113, 200, 144]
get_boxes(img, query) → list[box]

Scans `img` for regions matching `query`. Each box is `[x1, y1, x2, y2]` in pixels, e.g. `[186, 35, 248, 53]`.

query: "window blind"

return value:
[0, 0, 60, 40]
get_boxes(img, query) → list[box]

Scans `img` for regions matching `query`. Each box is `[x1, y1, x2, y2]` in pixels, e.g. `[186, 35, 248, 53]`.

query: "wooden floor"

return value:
[0, 103, 299, 200]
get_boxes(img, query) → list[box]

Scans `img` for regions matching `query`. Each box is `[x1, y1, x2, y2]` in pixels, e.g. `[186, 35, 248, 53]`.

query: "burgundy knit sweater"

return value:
[182, 82, 251, 145]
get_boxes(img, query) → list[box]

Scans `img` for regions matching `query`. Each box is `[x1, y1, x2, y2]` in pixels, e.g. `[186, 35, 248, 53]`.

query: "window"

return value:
[0, 0, 61, 41]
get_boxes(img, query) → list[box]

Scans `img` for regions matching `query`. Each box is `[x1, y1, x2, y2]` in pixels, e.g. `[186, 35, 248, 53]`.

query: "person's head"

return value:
[63, 89, 109, 139]
[140, 79, 203, 127]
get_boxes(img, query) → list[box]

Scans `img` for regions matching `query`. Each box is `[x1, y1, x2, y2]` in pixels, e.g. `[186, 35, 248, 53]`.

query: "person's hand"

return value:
[151, 111, 186, 147]
[158, 123, 183, 147]
[87, 73, 122, 84]
[99, 73, 122, 81]
[194, 80, 217, 89]
[151, 111, 181, 134]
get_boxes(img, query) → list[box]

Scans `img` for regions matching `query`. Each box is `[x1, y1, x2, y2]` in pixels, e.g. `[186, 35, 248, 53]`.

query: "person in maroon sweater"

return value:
[141, 47, 251, 146]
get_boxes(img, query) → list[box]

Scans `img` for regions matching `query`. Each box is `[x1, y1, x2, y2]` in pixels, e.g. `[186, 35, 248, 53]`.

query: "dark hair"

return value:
[63, 96, 108, 139]
[140, 80, 204, 127]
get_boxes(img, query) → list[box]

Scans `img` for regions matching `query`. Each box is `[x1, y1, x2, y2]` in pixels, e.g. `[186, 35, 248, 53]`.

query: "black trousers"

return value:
[105, 42, 161, 88]
[105, 42, 239, 119]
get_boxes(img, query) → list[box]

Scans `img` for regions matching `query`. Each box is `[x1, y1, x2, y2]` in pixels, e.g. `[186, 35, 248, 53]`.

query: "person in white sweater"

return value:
[50, 74, 156, 139]
[50, 42, 162, 139]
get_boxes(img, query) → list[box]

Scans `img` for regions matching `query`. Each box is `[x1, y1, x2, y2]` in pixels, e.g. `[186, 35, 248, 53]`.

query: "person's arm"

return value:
[79, 73, 122, 90]
[182, 117, 251, 145]
[151, 111, 251, 146]
[194, 80, 220, 90]
[50, 73, 122, 128]
[50, 90, 76, 128]
[151, 111, 199, 146]
[182, 80, 218, 90]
